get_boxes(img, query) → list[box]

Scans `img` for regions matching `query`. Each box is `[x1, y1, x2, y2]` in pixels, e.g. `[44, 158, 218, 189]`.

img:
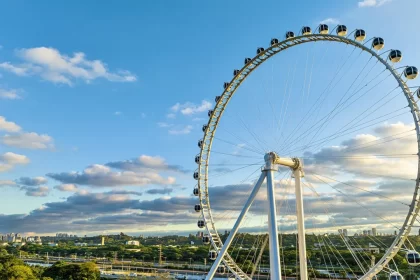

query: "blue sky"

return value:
[0, 0, 419, 236]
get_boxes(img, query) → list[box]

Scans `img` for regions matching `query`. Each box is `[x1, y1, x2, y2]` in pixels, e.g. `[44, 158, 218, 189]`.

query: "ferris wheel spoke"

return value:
[295, 70, 390, 152]
[213, 136, 264, 155]
[278, 68, 393, 155]
[306, 172, 405, 230]
[210, 162, 264, 179]
[300, 84, 402, 152]
[327, 84, 400, 140]
[279, 62, 388, 153]
[345, 129, 416, 154]
[211, 150, 261, 159]
[297, 51, 375, 145]
[303, 182, 378, 276]
[288, 46, 363, 147]
[273, 58, 295, 145]
[276, 45, 357, 152]
[218, 126, 266, 155]
[236, 112, 271, 153]
[284, 105, 411, 155]
[277, 55, 300, 141]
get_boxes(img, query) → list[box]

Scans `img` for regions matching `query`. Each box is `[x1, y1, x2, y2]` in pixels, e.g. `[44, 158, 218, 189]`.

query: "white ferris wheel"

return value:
[193, 23, 420, 280]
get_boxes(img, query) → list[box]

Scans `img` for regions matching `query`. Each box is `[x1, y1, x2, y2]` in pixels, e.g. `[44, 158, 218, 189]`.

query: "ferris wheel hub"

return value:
[264, 151, 302, 171]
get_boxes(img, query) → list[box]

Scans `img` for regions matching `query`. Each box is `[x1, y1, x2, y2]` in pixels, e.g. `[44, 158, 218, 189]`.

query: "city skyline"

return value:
[0, 0, 420, 236]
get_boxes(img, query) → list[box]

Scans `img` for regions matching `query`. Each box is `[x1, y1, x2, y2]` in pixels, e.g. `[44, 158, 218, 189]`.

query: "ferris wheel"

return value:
[193, 23, 420, 280]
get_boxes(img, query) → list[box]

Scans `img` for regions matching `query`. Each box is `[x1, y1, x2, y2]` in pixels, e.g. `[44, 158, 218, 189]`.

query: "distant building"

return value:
[75, 242, 88, 246]
[367, 243, 380, 254]
[126, 240, 140, 246]
[48, 243, 58, 247]
[196, 232, 203, 238]
[101, 237, 105, 246]
[56, 233, 77, 239]
[343, 229, 348, 237]
[372, 228, 377, 236]
[27, 236, 42, 244]
[190, 241, 195, 245]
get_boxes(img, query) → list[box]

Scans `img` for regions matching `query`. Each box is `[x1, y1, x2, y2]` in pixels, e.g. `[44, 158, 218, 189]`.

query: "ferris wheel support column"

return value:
[266, 169, 282, 280]
[294, 168, 308, 280]
[264, 152, 282, 280]
[205, 172, 267, 280]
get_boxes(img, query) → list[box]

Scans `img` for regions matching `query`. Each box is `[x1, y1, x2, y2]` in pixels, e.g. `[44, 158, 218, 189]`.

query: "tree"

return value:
[79, 262, 100, 280]
[0, 254, 36, 280]
[404, 273, 417, 280]
[43, 261, 100, 280]
[4, 264, 37, 280]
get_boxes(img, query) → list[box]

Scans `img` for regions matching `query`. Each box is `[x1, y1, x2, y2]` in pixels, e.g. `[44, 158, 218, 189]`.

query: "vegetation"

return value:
[3, 233, 420, 278]
[0, 249, 100, 280]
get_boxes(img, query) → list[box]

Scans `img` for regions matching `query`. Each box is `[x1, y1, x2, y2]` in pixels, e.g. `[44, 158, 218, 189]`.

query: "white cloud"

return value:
[166, 113, 176, 119]
[358, 0, 391, 7]
[170, 100, 212, 116]
[0, 47, 136, 85]
[0, 62, 31, 76]
[157, 122, 173, 128]
[304, 122, 417, 179]
[0, 180, 16, 186]
[0, 152, 30, 172]
[0, 88, 22, 100]
[1, 152, 30, 165]
[137, 155, 166, 167]
[21, 185, 50, 197]
[170, 103, 180, 112]
[2, 132, 54, 149]
[168, 125, 193, 135]
[54, 184, 78, 192]
[16, 176, 48, 186]
[114, 111, 122, 116]
[141, 113, 146, 118]
[48, 163, 176, 187]
[106, 155, 187, 173]
[0, 116, 21, 132]
[320, 18, 339, 25]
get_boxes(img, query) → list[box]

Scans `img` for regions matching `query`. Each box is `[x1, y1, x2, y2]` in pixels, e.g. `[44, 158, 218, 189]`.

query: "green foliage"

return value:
[43, 261, 100, 280]
[404, 273, 418, 280]
[4, 264, 37, 280]
[0, 254, 37, 280]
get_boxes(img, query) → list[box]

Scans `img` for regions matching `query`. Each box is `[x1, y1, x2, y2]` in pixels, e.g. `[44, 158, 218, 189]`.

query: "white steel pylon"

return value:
[206, 152, 307, 280]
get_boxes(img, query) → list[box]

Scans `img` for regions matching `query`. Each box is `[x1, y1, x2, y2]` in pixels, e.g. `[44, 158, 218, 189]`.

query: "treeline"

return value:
[0, 249, 101, 280]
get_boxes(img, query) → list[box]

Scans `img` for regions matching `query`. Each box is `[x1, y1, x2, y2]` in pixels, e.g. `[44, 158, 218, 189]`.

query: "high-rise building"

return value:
[101, 236, 105, 246]
[367, 230, 372, 236]
[372, 228, 377, 236]
[343, 229, 348, 237]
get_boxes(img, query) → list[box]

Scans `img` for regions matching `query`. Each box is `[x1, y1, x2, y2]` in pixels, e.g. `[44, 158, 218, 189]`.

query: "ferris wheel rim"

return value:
[194, 31, 420, 279]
